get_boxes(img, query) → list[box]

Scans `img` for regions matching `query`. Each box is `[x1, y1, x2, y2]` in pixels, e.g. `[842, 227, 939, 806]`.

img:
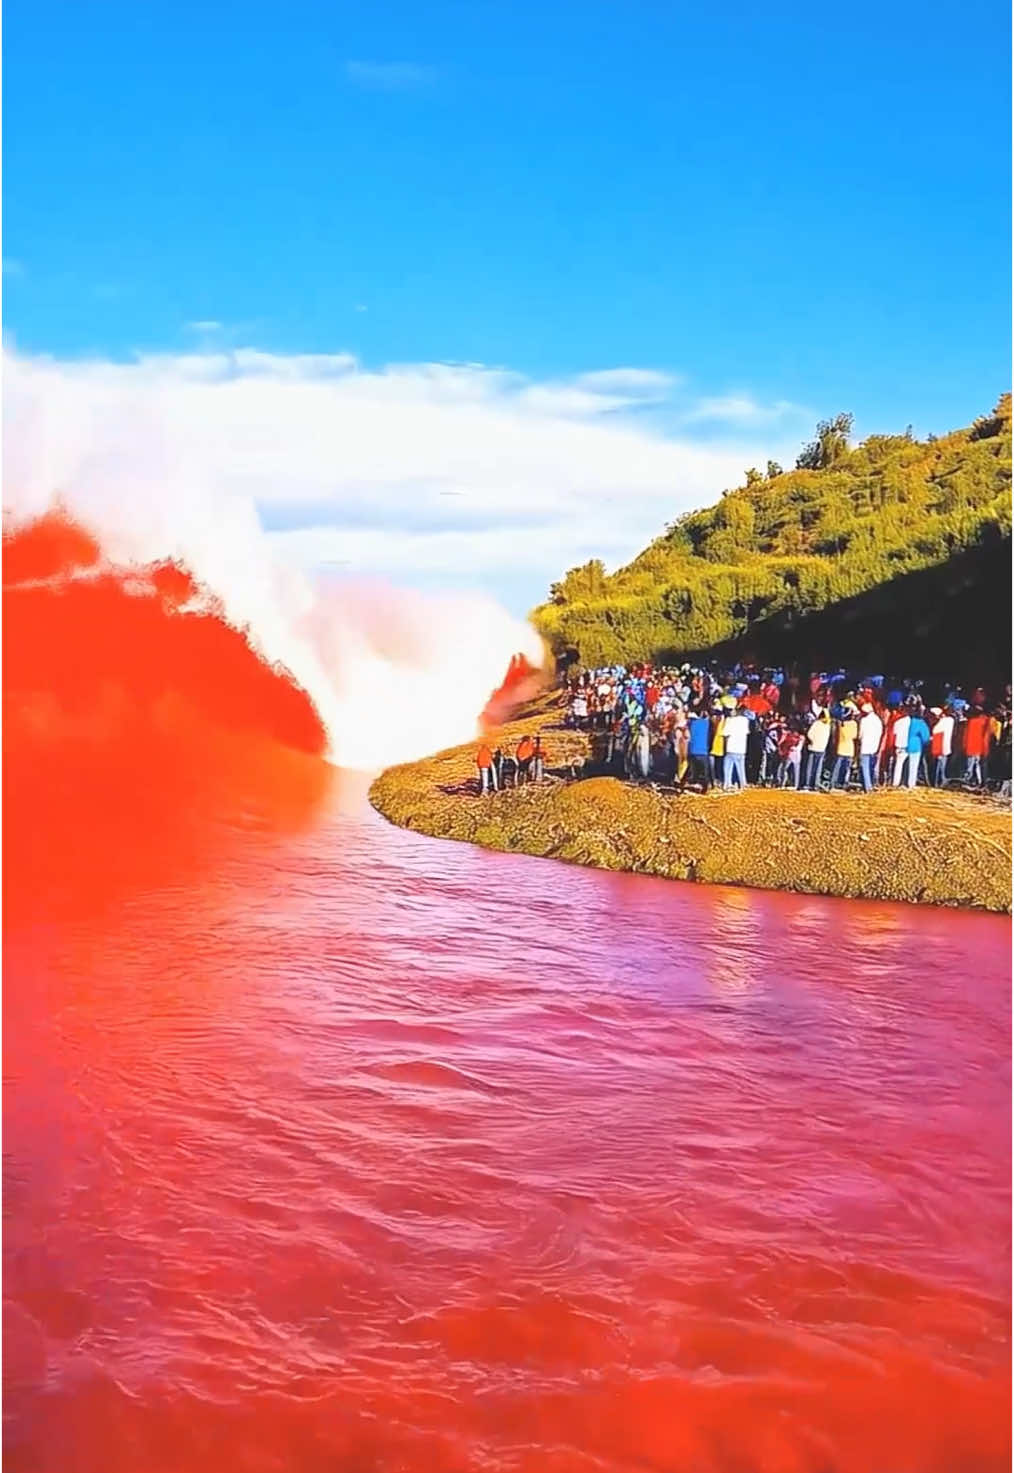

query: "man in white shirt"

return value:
[930, 706, 955, 787]
[891, 712, 911, 787]
[858, 704, 884, 792]
[721, 708, 751, 790]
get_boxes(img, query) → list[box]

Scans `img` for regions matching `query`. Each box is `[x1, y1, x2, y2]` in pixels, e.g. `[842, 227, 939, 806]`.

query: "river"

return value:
[4, 773, 1010, 1473]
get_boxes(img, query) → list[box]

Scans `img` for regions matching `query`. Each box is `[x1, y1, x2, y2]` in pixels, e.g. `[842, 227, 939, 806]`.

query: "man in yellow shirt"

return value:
[709, 708, 727, 787]
[831, 704, 859, 789]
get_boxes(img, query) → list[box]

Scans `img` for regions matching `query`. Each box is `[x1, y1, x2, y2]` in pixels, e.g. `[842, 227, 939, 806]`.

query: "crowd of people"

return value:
[475, 660, 1013, 797]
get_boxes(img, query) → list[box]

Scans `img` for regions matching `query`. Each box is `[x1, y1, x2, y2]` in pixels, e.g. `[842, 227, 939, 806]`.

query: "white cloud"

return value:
[345, 60, 437, 90]
[680, 393, 807, 427]
[574, 367, 678, 397]
[515, 368, 676, 418]
[2, 346, 800, 612]
[185, 319, 224, 333]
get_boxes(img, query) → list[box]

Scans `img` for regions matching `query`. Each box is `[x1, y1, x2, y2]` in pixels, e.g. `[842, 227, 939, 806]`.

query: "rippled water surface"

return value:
[4, 776, 1011, 1472]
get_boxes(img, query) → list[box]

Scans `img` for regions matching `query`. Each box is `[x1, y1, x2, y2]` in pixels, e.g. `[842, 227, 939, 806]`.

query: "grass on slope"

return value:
[533, 396, 1012, 669]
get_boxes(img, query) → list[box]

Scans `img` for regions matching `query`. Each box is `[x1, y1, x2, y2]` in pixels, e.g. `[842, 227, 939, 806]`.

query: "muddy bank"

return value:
[369, 701, 1012, 913]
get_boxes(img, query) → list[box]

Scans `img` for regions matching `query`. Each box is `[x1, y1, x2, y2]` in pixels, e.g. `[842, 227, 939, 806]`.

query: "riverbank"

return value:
[369, 697, 1013, 913]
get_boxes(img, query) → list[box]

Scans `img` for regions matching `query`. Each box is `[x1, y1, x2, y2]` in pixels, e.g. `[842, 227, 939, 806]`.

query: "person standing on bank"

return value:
[891, 709, 912, 787]
[687, 707, 712, 790]
[721, 705, 750, 790]
[929, 707, 954, 787]
[831, 704, 859, 789]
[805, 710, 832, 790]
[905, 708, 931, 788]
[634, 721, 651, 780]
[963, 707, 992, 786]
[857, 703, 883, 792]
[476, 741, 497, 794]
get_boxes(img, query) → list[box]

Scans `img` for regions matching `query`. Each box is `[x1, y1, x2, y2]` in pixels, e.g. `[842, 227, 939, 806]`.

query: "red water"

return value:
[3, 518, 1012, 1472]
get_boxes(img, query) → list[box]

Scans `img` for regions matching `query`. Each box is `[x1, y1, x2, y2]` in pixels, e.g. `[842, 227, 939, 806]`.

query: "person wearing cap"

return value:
[857, 703, 883, 792]
[905, 707, 931, 788]
[891, 709, 912, 786]
[929, 707, 954, 787]
[831, 704, 859, 789]
[687, 706, 713, 790]
[721, 704, 751, 790]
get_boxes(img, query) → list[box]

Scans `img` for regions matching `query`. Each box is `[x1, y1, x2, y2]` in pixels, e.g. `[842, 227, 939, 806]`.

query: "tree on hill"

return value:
[970, 392, 1012, 442]
[548, 558, 607, 605]
[796, 412, 854, 470]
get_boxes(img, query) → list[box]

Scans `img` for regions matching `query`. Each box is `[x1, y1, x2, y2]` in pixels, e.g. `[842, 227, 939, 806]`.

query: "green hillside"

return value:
[532, 396, 1012, 676]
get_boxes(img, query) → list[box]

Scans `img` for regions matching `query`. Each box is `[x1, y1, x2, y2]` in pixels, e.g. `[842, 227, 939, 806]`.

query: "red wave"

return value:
[2, 508, 103, 582]
[3, 510, 327, 754]
[3, 512, 332, 921]
[481, 652, 545, 729]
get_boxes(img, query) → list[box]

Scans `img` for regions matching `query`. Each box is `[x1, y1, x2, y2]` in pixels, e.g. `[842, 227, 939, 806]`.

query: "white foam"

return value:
[2, 350, 545, 769]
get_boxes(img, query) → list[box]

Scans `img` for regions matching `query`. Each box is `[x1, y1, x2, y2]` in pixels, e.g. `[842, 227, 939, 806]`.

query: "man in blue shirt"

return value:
[905, 709, 931, 788]
[687, 708, 713, 790]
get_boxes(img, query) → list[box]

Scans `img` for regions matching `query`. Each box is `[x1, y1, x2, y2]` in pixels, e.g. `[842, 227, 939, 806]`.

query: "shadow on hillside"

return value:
[649, 536, 1012, 685]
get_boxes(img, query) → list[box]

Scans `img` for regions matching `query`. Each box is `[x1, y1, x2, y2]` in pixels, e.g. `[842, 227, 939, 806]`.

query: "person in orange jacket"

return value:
[476, 741, 497, 794]
[516, 734, 535, 783]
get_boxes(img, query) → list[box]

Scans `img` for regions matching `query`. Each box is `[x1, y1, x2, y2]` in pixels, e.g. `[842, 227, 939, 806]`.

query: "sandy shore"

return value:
[369, 698, 1013, 913]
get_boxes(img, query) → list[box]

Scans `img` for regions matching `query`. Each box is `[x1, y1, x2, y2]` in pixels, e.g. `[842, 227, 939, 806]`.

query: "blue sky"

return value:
[5, 0, 1010, 431]
[3, 0, 1011, 613]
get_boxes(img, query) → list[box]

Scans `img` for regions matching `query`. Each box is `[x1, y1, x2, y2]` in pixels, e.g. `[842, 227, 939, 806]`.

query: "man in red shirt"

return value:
[878, 706, 904, 785]
[743, 688, 772, 718]
[760, 677, 780, 710]
[963, 708, 992, 786]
